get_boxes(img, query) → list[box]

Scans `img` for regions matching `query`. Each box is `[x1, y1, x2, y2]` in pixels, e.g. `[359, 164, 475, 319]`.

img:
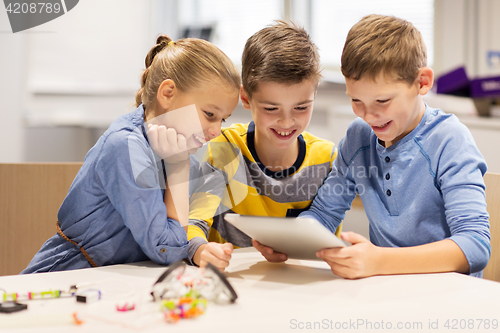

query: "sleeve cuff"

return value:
[150, 218, 189, 265]
[449, 233, 491, 274]
[187, 237, 208, 266]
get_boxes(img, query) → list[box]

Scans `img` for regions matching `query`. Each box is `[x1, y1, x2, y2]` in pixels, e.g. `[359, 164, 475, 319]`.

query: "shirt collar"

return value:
[246, 121, 306, 178]
[376, 104, 430, 153]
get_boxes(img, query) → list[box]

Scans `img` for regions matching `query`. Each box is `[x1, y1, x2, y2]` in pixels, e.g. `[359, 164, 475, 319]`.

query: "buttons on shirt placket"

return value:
[385, 159, 392, 197]
[383, 154, 398, 215]
[385, 155, 391, 195]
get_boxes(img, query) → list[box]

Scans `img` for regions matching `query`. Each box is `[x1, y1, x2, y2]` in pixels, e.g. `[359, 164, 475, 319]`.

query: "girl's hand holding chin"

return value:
[147, 124, 190, 164]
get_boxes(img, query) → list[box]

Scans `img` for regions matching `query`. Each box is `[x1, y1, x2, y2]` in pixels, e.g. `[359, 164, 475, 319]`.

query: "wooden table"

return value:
[1, 248, 499, 332]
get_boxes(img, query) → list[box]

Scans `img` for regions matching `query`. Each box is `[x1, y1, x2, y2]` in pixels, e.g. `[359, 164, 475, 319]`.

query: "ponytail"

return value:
[135, 35, 240, 109]
[135, 35, 172, 107]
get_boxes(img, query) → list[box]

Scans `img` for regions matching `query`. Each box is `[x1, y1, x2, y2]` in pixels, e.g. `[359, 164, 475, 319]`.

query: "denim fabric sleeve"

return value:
[299, 135, 357, 233]
[95, 129, 188, 265]
[433, 122, 490, 274]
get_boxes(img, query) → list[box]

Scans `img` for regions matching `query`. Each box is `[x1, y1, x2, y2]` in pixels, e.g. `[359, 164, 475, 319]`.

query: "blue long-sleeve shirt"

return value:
[300, 106, 490, 276]
[22, 105, 199, 273]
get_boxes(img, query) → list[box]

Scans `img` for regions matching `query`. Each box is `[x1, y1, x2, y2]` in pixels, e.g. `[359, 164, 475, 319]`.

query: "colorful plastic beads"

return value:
[161, 296, 207, 323]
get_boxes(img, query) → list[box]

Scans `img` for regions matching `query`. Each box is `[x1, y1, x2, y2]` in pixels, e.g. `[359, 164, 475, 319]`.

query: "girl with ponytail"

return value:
[22, 35, 240, 273]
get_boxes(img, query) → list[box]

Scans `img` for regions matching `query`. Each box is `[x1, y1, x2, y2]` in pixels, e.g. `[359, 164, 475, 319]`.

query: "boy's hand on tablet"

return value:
[252, 239, 287, 262]
[316, 231, 381, 279]
[196, 242, 233, 271]
[147, 124, 189, 164]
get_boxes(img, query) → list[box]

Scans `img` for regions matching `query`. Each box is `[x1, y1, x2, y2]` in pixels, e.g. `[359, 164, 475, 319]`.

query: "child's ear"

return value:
[240, 85, 251, 110]
[417, 67, 434, 95]
[157, 79, 176, 110]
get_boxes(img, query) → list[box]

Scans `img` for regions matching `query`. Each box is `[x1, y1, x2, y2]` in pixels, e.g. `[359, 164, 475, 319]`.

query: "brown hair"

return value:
[241, 20, 321, 98]
[135, 35, 241, 108]
[341, 14, 427, 85]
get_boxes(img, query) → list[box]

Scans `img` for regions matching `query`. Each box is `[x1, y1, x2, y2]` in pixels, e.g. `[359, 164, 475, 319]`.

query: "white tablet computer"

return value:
[224, 214, 346, 260]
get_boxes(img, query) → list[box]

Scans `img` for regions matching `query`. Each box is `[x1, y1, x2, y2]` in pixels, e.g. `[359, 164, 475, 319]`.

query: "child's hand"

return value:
[147, 124, 189, 164]
[252, 239, 287, 262]
[196, 242, 233, 271]
[316, 231, 381, 279]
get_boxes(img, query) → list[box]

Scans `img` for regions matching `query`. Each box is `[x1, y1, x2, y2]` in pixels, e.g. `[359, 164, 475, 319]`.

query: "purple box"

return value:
[470, 76, 500, 98]
[434, 66, 500, 116]
[435, 66, 470, 96]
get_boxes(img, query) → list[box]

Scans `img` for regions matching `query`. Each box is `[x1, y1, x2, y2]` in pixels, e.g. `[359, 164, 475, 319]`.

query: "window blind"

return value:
[178, 0, 283, 61]
[311, 0, 434, 68]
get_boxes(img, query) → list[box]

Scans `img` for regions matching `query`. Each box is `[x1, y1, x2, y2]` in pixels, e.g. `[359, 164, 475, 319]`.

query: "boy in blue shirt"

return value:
[257, 14, 490, 278]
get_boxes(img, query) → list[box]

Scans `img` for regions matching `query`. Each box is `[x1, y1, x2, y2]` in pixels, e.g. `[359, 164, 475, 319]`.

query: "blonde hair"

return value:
[242, 20, 321, 98]
[135, 35, 241, 108]
[341, 14, 427, 85]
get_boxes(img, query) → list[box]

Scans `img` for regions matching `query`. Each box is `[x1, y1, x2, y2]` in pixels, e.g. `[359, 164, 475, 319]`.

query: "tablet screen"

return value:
[224, 214, 345, 260]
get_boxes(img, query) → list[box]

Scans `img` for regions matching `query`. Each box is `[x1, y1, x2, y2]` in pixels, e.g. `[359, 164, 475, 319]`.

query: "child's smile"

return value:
[271, 128, 297, 140]
[345, 70, 433, 148]
[243, 80, 316, 153]
[371, 120, 392, 133]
